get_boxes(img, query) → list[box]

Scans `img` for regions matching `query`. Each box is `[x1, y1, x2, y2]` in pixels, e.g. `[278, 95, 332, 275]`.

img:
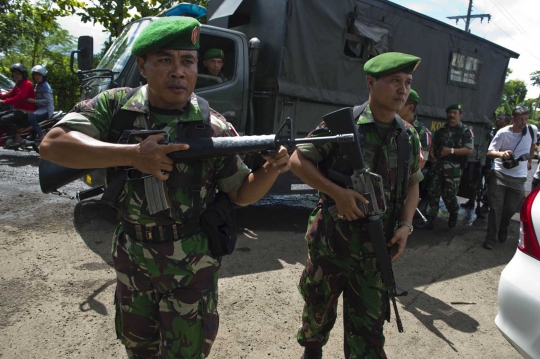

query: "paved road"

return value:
[0, 148, 528, 358]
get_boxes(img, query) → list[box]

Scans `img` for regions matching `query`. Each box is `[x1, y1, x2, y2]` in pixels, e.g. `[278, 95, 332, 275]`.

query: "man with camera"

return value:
[482, 106, 537, 250]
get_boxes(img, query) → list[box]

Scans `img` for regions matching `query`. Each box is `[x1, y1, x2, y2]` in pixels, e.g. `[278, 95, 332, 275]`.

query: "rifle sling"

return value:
[101, 87, 142, 204]
[352, 104, 410, 240]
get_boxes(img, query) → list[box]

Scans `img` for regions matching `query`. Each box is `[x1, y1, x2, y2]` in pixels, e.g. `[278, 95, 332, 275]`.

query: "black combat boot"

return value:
[448, 212, 458, 228]
[414, 215, 434, 230]
[301, 347, 322, 359]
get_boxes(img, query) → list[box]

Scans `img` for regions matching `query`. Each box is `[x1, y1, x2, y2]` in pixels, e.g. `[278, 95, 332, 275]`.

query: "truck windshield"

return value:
[84, 19, 151, 98]
[98, 19, 151, 73]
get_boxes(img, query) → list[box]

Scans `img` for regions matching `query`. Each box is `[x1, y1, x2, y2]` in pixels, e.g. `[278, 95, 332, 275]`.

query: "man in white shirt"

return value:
[483, 106, 537, 250]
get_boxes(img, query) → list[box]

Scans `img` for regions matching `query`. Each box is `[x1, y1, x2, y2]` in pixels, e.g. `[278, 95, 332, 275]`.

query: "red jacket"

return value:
[0, 79, 35, 112]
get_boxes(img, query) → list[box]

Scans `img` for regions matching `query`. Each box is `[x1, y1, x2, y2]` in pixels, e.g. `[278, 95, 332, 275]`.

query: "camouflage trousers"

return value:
[425, 161, 462, 217]
[297, 206, 388, 359]
[112, 225, 221, 359]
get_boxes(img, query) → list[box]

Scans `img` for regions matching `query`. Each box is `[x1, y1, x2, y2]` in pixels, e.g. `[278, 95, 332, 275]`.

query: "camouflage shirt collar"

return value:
[412, 115, 420, 128]
[357, 104, 404, 134]
[121, 86, 201, 121]
[443, 121, 463, 129]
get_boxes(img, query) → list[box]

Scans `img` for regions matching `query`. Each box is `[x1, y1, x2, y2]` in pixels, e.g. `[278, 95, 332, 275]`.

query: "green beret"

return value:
[407, 89, 419, 103]
[364, 52, 421, 77]
[204, 48, 224, 60]
[446, 103, 463, 112]
[131, 16, 200, 56]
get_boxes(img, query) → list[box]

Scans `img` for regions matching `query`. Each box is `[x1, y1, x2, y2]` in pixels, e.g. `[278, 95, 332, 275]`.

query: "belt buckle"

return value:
[145, 227, 153, 241]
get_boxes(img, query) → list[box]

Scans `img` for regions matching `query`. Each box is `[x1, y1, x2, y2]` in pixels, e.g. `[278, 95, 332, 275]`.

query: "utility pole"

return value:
[447, 0, 491, 33]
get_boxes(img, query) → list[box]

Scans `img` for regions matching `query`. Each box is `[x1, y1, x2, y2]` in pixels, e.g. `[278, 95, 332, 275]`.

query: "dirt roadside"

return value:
[0, 150, 523, 359]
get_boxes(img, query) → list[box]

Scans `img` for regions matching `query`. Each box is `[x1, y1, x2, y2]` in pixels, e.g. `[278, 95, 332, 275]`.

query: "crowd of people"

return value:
[408, 98, 538, 251]
[0, 63, 54, 146]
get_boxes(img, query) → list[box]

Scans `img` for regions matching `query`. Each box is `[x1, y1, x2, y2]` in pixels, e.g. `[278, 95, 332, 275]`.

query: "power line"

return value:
[488, 0, 528, 36]
[487, 18, 540, 63]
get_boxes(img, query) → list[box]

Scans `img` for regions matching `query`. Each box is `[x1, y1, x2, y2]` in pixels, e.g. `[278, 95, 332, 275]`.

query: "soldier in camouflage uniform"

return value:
[40, 17, 290, 359]
[397, 89, 431, 169]
[415, 103, 473, 230]
[201, 48, 227, 82]
[290, 52, 423, 359]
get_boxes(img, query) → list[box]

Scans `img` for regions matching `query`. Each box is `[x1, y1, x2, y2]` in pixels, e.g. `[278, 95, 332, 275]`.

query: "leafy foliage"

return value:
[496, 76, 528, 116]
[62, 0, 208, 39]
[1, 0, 84, 111]
[531, 71, 540, 88]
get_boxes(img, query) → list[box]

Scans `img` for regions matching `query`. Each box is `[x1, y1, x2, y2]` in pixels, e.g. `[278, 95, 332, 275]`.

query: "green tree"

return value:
[0, 0, 81, 55]
[531, 70, 540, 87]
[530, 70, 540, 120]
[1, 0, 83, 111]
[497, 78, 528, 115]
[62, 0, 208, 39]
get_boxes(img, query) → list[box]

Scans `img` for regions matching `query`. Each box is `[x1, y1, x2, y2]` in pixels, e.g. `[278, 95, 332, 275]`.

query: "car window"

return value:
[196, 34, 236, 90]
[0, 73, 15, 91]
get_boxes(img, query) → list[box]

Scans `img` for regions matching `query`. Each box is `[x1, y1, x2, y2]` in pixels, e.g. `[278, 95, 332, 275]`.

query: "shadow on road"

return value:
[73, 199, 118, 267]
[402, 288, 479, 352]
[69, 196, 518, 300]
[79, 279, 116, 316]
[0, 153, 40, 167]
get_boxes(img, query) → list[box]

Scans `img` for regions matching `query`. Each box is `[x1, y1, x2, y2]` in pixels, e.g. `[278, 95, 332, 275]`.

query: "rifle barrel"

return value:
[293, 134, 354, 145]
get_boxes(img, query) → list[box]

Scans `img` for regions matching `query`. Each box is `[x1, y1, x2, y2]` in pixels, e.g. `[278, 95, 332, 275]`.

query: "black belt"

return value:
[121, 220, 201, 243]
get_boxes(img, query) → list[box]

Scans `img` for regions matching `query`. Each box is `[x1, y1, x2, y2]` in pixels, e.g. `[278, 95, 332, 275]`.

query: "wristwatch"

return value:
[397, 221, 414, 235]
[450, 148, 455, 154]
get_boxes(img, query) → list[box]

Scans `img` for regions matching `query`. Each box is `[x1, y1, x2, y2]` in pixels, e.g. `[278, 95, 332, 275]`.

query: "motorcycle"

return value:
[0, 109, 65, 153]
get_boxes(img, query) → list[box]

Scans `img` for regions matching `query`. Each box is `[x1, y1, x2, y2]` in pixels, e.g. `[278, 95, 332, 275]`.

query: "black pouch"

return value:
[201, 191, 237, 257]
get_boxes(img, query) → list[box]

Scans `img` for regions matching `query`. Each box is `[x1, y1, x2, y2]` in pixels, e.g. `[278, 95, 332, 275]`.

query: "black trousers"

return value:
[0, 111, 29, 136]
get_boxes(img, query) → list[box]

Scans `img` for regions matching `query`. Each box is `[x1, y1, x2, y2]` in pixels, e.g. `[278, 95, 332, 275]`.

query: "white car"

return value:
[495, 186, 540, 358]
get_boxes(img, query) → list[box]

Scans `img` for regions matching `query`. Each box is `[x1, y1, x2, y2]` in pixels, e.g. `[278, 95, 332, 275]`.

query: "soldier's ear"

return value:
[136, 56, 146, 77]
[366, 75, 375, 90]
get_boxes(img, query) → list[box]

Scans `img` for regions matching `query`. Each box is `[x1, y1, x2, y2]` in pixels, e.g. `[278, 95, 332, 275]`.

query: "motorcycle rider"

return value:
[26, 65, 54, 143]
[0, 63, 36, 147]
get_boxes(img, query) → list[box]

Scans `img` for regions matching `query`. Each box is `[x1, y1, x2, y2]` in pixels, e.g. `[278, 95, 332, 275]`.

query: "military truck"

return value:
[72, 0, 519, 195]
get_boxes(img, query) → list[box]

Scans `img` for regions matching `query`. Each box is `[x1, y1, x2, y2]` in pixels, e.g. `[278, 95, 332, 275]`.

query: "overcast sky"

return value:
[58, 0, 540, 100]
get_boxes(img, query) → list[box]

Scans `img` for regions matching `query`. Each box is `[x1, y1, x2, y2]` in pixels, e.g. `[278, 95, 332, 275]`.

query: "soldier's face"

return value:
[397, 102, 414, 122]
[446, 109, 462, 125]
[367, 72, 412, 113]
[203, 58, 224, 76]
[512, 114, 529, 132]
[137, 49, 198, 109]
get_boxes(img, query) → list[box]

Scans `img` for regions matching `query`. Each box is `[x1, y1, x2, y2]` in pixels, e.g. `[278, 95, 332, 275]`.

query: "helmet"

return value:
[31, 65, 48, 77]
[10, 63, 28, 79]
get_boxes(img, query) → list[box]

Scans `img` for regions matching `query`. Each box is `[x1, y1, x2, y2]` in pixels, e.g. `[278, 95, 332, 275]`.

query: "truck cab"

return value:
[72, 0, 519, 198]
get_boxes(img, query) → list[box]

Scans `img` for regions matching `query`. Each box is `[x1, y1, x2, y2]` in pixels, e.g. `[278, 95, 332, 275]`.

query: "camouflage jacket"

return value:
[56, 86, 250, 226]
[297, 104, 423, 223]
[412, 116, 431, 151]
[431, 121, 474, 160]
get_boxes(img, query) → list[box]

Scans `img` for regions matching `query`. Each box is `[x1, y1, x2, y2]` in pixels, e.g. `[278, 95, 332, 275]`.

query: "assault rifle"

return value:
[321, 107, 407, 333]
[39, 117, 354, 205]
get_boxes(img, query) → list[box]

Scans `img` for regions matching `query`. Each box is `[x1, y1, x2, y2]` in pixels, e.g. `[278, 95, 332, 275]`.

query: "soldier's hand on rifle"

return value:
[388, 226, 409, 262]
[132, 134, 189, 181]
[333, 187, 369, 221]
[262, 146, 291, 173]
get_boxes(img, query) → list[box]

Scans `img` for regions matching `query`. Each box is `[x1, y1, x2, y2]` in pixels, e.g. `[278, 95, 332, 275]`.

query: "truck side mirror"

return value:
[77, 36, 94, 71]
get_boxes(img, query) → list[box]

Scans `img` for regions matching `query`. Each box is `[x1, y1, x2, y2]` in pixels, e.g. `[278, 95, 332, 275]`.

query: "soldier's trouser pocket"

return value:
[158, 273, 220, 359]
[114, 284, 161, 358]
